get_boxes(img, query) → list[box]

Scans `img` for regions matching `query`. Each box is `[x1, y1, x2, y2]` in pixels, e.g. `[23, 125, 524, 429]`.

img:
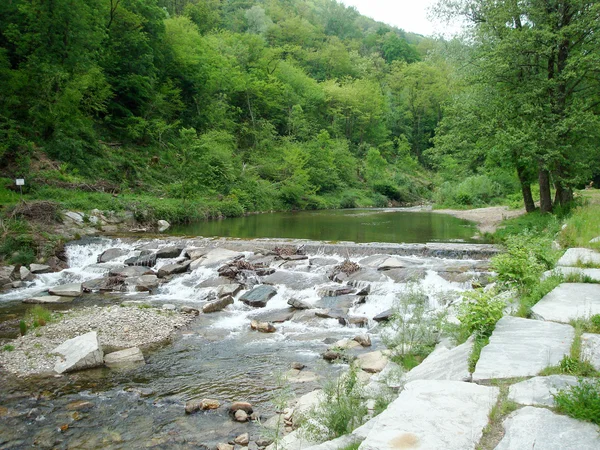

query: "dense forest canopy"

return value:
[0, 0, 598, 216]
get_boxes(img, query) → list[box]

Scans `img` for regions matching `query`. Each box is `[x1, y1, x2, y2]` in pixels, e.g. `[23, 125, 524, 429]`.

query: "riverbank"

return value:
[432, 205, 526, 235]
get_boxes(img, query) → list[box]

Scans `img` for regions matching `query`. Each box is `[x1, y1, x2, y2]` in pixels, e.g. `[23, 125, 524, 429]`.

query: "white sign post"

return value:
[15, 178, 24, 201]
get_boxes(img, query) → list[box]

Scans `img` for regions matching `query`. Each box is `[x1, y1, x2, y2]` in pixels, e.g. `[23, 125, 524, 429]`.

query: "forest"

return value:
[0, 0, 599, 219]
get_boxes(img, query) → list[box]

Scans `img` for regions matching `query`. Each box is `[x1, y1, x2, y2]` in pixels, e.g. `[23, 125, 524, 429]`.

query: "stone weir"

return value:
[119, 237, 500, 260]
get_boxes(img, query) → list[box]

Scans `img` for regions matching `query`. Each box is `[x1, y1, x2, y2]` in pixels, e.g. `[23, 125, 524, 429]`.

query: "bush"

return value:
[457, 288, 505, 339]
[302, 364, 367, 440]
[554, 378, 600, 425]
[434, 175, 504, 207]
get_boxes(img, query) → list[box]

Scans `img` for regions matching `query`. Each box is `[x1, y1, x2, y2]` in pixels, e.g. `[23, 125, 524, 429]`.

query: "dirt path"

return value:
[432, 206, 526, 235]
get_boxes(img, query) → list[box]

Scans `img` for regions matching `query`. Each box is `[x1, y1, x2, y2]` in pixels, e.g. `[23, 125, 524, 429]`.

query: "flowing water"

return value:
[0, 235, 493, 449]
[169, 208, 478, 243]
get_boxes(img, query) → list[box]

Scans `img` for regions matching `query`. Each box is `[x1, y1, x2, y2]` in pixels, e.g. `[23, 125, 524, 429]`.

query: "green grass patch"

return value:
[554, 378, 600, 425]
[25, 305, 55, 329]
[2, 344, 15, 352]
[571, 315, 600, 334]
[476, 382, 520, 450]
[469, 336, 489, 373]
[559, 203, 600, 250]
[490, 210, 562, 243]
[540, 323, 600, 377]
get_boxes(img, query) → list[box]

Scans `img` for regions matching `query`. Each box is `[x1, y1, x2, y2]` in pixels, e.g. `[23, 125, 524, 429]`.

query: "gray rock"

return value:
[157, 220, 170, 232]
[104, 347, 145, 367]
[203, 296, 234, 313]
[581, 333, 600, 371]
[186, 248, 207, 260]
[531, 283, 600, 322]
[64, 211, 84, 224]
[30, 264, 52, 274]
[48, 283, 83, 297]
[315, 309, 348, 320]
[496, 406, 600, 450]
[383, 268, 427, 283]
[590, 236, 600, 244]
[354, 334, 372, 347]
[83, 277, 121, 292]
[303, 435, 362, 450]
[53, 332, 104, 374]
[318, 286, 356, 297]
[0, 265, 17, 285]
[109, 266, 152, 278]
[373, 309, 394, 322]
[240, 285, 277, 307]
[252, 308, 295, 323]
[508, 375, 579, 407]
[162, 303, 177, 311]
[347, 269, 388, 285]
[472, 317, 574, 382]
[357, 351, 388, 373]
[405, 337, 474, 383]
[19, 266, 34, 281]
[218, 283, 242, 298]
[157, 262, 190, 278]
[23, 295, 73, 304]
[125, 274, 159, 292]
[288, 298, 311, 310]
[557, 248, 600, 267]
[377, 257, 411, 271]
[97, 248, 127, 263]
[359, 380, 499, 450]
[315, 295, 356, 310]
[156, 246, 183, 259]
[181, 306, 200, 315]
[190, 248, 241, 269]
[125, 253, 157, 267]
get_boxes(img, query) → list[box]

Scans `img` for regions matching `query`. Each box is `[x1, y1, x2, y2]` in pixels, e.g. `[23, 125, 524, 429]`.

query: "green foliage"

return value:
[468, 336, 489, 373]
[2, 344, 15, 352]
[19, 320, 27, 336]
[434, 175, 506, 208]
[457, 289, 505, 339]
[554, 379, 600, 425]
[302, 363, 367, 440]
[516, 275, 563, 318]
[26, 305, 53, 329]
[559, 204, 600, 250]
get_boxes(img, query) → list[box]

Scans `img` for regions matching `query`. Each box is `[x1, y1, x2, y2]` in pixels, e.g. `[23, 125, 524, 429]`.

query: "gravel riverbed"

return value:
[0, 305, 193, 377]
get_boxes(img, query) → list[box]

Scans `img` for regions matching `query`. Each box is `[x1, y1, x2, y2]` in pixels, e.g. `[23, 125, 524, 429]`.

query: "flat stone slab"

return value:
[496, 406, 600, 450]
[404, 337, 473, 383]
[104, 347, 145, 367]
[190, 248, 241, 269]
[531, 283, 600, 322]
[359, 380, 499, 450]
[557, 248, 600, 267]
[48, 283, 83, 297]
[240, 285, 277, 307]
[472, 316, 573, 382]
[53, 332, 104, 374]
[508, 375, 579, 407]
[30, 264, 52, 274]
[23, 295, 73, 304]
[581, 333, 600, 371]
[543, 267, 600, 282]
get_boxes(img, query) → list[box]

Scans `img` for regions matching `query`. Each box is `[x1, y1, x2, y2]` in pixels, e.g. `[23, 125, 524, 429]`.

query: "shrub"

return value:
[457, 288, 505, 339]
[554, 378, 600, 425]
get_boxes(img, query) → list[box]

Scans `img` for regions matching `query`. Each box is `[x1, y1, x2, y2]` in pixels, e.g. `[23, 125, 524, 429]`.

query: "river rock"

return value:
[49, 283, 83, 297]
[322, 349, 344, 362]
[53, 331, 104, 374]
[263, 271, 328, 290]
[230, 402, 253, 414]
[126, 274, 159, 292]
[472, 316, 574, 382]
[185, 399, 203, 414]
[202, 295, 234, 313]
[240, 285, 277, 307]
[157, 220, 170, 232]
[156, 246, 183, 259]
[581, 333, 600, 371]
[507, 375, 579, 407]
[288, 298, 311, 310]
[357, 351, 388, 373]
[531, 283, 600, 322]
[109, 266, 152, 278]
[104, 347, 145, 367]
[354, 334, 371, 347]
[234, 433, 249, 445]
[180, 306, 200, 315]
[315, 295, 356, 310]
[405, 337, 474, 383]
[557, 248, 600, 267]
[377, 257, 410, 271]
[190, 248, 241, 269]
[250, 320, 276, 333]
[318, 286, 355, 297]
[496, 406, 600, 450]
[23, 295, 73, 304]
[383, 268, 427, 283]
[157, 262, 190, 278]
[64, 211, 84, 224]
[347, 269, 388, 285]
[373, 309, 394, 322]
[310, 257, 339, 266]
[66, 400, 94, 411]
[125, 253, 157, 267]
[19, 266, 34, 281]
[333, 338, 361, 350]
[218, 283, 242, 298]
[315, 309, 347, 320]
[252, 308, 295, 323]
[30, 264, 52, 274]
[200, 399, 220, 410]
[360, 380, 499, 450]
[98, 248, 127, 263]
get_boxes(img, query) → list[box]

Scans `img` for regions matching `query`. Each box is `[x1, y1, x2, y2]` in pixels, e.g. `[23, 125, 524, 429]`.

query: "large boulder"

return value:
[125, 253, 157, 267]
[357, 351, 388, 373]
[373, 309, 394, 323]
[190, 248, 241, 270]
[48, 283, 82, 297]
[156, 246, 183, 259]
[240, 285, 277, 307]
[19, 266, 34, 282]
[218, 283, 242, 298]
[30, 264, 52, 275]
[203, 295, 234, 313]
[97, 248, 127, 263]
[157, 262, 190, 278]
[125, 274, 159, 292]
[104, 347, 145, 368]
[0, 266, 17, 285]
[53, 332, 104, 374]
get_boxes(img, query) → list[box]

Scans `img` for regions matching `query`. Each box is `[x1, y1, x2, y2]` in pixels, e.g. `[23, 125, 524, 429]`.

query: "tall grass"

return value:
[559, 204, 600, 250]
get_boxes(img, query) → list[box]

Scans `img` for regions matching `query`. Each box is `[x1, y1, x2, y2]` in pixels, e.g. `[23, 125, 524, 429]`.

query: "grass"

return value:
[24, 305, 55, 330]
[515, 274, 563, 318]
[539, 323, 600, 377]
[554, 378, 600, 425]
[571, 315, 600, 334]
[2, 344, 15, 352]
[558, 203, 600, 250]
[469, 336, 490, 373]
[340, 444, 361, 450]
[476, 382, 520, 450]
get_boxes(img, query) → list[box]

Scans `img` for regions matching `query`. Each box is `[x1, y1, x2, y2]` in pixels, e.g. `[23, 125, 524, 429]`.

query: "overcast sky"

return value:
[340, 0, 444, 36]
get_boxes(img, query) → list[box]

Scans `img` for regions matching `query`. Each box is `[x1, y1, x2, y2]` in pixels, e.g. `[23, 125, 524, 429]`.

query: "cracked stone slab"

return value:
[404, 336, 474, 383]
[472, 316, 573, 382]
[358, 380, 499, 450]
[531, 283, 600, 323]
[557, 248, 600, 267]
[508, 375, 579, 407]
[581, 333, 600, 371]
[496, 406, 600, 450]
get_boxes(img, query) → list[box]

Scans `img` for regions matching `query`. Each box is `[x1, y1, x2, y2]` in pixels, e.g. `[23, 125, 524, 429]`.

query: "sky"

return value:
[340, 0, 444, 36]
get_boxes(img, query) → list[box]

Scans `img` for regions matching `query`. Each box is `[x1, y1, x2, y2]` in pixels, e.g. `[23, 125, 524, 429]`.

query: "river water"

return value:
[0, 233, 493, 449]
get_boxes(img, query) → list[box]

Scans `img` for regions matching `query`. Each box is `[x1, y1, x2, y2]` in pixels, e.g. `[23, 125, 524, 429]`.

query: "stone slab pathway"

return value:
[473, 316, 573, 382]
[531, 283, 600, 323]
[507, 375, 579, 407]
[557, 248, 600, 267]
[404, 337, 473, 383]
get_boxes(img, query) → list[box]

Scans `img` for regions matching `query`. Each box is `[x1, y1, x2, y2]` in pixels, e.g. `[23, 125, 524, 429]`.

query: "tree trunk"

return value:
[538, 168, 553, 213]
[517, 164, 536, 212]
